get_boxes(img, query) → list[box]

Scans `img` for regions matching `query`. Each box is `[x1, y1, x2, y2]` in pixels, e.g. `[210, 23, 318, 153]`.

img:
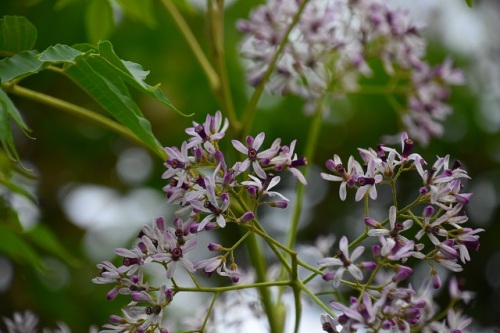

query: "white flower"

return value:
[241, 174, 289, 202]
[317, 236, 365, 287]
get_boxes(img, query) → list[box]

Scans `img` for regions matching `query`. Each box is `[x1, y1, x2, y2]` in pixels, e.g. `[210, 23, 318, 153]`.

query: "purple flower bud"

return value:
[404, 307, 421, 325]
[208, 242, 222, 251]
[240, 211, 255, 223]
[204, 222, 217, 231]
[106, 286, 120, 300]
[392, 265, 413, 282]
[260, 158, 270, 166]
[137, 241, 147, 253]
[155, 216, 166, 231]
[247, 185, 258, 197]
[109, 314, 125, 325]
[382, 319, 393, 330]
[221, 192, 230, 202]
[215, 151, 226, 169]
[455, 192, 472, 205]
[322, 272, 335, 281]
[131, 291, 149, 302]
[360, 261, 377, 270]
[423, 205, 434, 218]
[431, 269, 442, 289]
[189, 224, 199, 234]
[372, 244, 381, 258]
[165, 289, 174, 302]
[364, 217, 380, 228]
[439, 242, 458, 260]
[271, 200, 288, 209]
[130, 275, 140, 284]
[173, 217, 183, 230]
[194, 147, 204, 163]
[325, 159, 335, 172]
[223, 172, 233, 187]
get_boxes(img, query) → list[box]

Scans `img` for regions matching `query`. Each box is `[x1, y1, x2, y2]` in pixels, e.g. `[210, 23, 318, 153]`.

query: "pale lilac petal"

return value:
[232, 140, 248, 154]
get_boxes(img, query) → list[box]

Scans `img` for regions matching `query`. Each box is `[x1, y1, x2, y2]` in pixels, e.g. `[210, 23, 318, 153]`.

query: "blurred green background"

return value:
[0, 0, 499, 331]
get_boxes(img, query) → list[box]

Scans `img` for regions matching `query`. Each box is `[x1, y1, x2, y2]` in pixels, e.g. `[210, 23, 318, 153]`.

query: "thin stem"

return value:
[243, 232, 282, 333]
[287, 104, 324, 250]
[228, 187, 286, 332]
[239, 0, 310, 140]
[277, 97, 324, 304]
[200, 293, 218, 331]
[174, 279, 291, 293]
[4, 84, 166, 160]
[290, 253, 302, 333]
[160, 0, 220, 92]
[297, 279, 335, 317]
[208, 0, 239, 132]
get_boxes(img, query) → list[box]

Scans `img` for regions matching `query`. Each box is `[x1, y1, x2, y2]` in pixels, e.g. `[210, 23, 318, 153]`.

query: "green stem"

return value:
[277, 98, 324, 302]
[200, 293, 218, 331]
[208, 0, 239, 132]
[246, 232, 281, 333]
[297, 279, 335, 317]
[239, 0, 310, 140]
[3, 84, 166, 160]
[286, 103, 324, 250]
[160, 0, 220, 92]
[174, 279, 290, 293]
[290, 253, 302, 333]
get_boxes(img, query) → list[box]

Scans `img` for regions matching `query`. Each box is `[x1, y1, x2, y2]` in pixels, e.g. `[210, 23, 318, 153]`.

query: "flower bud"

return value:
[247, 185, 258, 197]
[106, 286, 120, 300]
[364, 217, 380, 228]
[239, 211, 255, 223]
[204, 222, 217, 231]
[109, 314, 125, 325]
[322, 271, 335, 281]
[431, 269, 442, 289]
[360, 261, 376, 270]
[165, 288, 174, 302]
[208, 242, 222, 251]
[371, 244, 381, 258]
[271, 200, 288, 209]
[392, 265, 412, 282]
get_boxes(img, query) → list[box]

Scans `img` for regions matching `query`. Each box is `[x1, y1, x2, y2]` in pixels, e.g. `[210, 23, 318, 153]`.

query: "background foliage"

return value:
[0, 0, 499, 330]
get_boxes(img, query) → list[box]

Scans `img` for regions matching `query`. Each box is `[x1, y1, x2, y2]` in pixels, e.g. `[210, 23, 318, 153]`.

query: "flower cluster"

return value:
[92, 111, 307, 332]
[317, 132, 481, 332]
[238, 0, 464, 144]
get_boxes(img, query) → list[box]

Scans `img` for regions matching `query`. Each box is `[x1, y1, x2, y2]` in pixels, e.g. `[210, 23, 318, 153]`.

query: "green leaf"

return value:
[37, 42, 187, 154]
[465, 0, 473, 7]
[37, 43, 84, 63]
[0, 50, 45, 83]
[5, 41, 185, 157]
[24, 224, 81, 267]
[85, 0, 115, 44]
[115, 0, 157, 28]
[0, 223, 45, 270]
[64, 57, 164, 153]
[0, 16, 37, 54]
[97, 41, 186, 115]
[0, 89, 30, 161]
